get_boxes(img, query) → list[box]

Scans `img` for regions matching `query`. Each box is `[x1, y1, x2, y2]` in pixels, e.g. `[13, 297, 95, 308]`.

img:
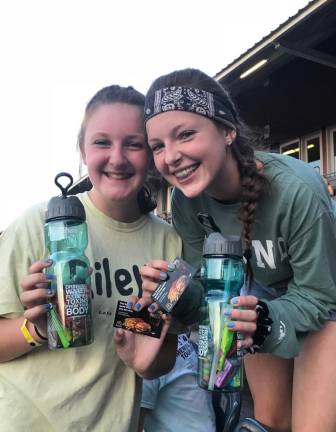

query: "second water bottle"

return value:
[198, 233, 245, 392]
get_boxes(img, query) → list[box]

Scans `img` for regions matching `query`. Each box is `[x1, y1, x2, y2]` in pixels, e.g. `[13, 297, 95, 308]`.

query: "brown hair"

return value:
[146, 69, 269, 286]
[78, 85, 156, 214]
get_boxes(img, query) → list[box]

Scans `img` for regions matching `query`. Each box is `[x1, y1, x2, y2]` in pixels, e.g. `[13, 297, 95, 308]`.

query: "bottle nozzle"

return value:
[55, 172, 74, 198]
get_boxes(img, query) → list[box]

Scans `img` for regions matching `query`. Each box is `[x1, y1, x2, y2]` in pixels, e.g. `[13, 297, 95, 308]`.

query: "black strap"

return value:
[34, 325, 48, 341]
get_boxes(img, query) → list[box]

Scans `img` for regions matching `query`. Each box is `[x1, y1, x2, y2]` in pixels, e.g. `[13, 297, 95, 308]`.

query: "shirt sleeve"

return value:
[261, 190, 336, 358]
[0, 204, 46, 317]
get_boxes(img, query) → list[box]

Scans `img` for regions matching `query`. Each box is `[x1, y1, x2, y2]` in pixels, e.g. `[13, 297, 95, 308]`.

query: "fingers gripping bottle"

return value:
[44, 172, 93, 349]
[198, 233, 245, 392]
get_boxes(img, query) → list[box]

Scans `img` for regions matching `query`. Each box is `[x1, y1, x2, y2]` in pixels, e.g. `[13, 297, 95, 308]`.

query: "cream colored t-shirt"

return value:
[0, 192, 182, 432]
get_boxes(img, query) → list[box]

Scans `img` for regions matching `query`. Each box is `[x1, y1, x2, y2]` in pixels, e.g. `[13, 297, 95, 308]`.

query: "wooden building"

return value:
[70, 0, 336, 216]
[215, 0, 336, 182]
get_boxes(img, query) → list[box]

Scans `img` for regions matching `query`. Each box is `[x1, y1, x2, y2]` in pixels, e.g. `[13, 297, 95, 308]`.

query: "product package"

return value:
[151, 257, 197, 313]
[113, 300, 163, 338]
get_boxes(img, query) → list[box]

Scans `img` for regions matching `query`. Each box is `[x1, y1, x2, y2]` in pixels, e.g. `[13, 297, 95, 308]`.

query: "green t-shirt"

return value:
[0, 192, 182, 432]
[172, 152, 336, 358]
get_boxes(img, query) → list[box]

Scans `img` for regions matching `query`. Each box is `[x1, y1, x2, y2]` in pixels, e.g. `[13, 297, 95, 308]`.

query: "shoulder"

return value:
[257, 151, 323, 188]
[1, 202, 46, 240]
[257, 152, 332, 212]
[0, 202, 46, 288]
[147, 213, 180, 238]
[145, 213, 182, 258]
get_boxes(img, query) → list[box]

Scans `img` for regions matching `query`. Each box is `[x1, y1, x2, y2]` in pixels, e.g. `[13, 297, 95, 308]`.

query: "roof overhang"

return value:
[215, 0, 336, 95]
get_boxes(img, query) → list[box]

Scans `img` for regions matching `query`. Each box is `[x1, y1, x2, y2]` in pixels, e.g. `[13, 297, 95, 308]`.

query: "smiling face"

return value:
[80, 103, 151, 219]
[146, 110, 240, 201]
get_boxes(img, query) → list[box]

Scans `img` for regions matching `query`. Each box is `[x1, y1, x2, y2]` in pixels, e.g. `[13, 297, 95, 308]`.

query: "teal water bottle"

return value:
[44, 173, 93, 349]
[198, 233, 245, 392]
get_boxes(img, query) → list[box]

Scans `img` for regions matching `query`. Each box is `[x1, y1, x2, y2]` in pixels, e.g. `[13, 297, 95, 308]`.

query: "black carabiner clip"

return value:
[197, 212, 221, 233]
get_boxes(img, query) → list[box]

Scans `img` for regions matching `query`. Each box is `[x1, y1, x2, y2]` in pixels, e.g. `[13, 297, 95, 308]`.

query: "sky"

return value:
[0, 0, 310, 230]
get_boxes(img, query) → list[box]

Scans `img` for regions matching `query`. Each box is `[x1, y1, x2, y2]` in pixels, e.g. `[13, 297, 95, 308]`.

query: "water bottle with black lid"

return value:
[197, 213, 245, 392]
[44, 172, 93, 349]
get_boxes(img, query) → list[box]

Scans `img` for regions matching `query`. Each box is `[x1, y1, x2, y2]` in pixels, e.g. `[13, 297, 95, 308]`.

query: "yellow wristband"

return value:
[20, 319, 42, 347]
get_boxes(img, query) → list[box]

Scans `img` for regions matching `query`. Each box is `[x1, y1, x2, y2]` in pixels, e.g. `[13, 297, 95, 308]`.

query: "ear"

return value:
[224, 129, 237, 145]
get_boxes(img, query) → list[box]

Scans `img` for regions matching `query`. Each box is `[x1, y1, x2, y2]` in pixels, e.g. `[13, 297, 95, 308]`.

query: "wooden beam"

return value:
[274, 42, 336, 69]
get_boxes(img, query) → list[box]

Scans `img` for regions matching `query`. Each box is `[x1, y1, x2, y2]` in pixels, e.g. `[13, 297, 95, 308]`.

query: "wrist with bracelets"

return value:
[247, 300, 273, 354]
[20, 319, 47, 347]
[34, 325, 48, 342]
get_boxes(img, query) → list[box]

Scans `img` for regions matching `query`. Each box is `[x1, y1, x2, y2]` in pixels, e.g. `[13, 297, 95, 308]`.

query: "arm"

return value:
[0, 317, 45, 362]
[0, 203, 49, 362]
[246, 179, 336, 358]
[262, 209, 336, 357]
[170, 189, 205, 324]
[0, 259, 52, 362]
[229, 187, 336, 358]
[140, 333, 177, 379]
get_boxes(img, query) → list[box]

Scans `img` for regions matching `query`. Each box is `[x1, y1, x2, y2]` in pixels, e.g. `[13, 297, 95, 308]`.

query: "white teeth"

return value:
[175, 165, 198, 179]
[105, 173, 131, 179]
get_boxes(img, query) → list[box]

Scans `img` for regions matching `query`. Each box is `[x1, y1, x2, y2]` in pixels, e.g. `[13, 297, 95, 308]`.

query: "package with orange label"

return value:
[151, 257, 197, 313]
[113, 300, 163, 338]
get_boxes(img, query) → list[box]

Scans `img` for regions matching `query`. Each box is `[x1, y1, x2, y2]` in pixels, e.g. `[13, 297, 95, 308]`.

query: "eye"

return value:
[150, 142, 164, 154]
[178, 130, 195, 141]
[94, 138, 110, 147]
[125, 140, 145, 150]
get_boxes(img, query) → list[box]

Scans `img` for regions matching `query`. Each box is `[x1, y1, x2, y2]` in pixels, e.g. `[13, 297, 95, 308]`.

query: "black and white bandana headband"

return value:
[144, 86, 237, 130]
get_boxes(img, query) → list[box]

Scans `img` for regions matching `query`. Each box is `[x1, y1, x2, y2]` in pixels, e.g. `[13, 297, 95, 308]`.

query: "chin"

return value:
[102, 187, 136, 202]
[177, 184, 205, 199]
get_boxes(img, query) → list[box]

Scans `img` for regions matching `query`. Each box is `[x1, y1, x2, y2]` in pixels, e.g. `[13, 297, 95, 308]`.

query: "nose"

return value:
[164, 142, 182, 166]
[109, 143, 127, 167]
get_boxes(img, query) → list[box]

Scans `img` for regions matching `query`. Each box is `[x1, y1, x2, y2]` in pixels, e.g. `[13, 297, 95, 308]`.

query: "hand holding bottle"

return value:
[20, 259, 55, 340]
[221, 295, 258, 351]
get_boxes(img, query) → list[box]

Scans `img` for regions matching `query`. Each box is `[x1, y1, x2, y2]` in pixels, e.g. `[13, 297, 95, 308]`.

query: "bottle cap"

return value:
[46, 172, 86, 222]
[203, 233, 243, 257]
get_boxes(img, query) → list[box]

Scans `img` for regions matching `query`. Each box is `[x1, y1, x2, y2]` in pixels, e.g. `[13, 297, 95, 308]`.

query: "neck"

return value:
[88, 189, 142, 223]
[207, 150, 242, 203]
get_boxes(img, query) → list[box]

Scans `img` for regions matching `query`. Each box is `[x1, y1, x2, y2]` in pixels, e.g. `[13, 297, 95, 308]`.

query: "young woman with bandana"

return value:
[139, 68, 336, 432]
[0, 85, 181, 432]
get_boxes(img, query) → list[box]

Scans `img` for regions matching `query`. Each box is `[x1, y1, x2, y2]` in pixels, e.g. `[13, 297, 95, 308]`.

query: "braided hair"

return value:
[78, 85, 156, 214]
[146, 68, 269, 288]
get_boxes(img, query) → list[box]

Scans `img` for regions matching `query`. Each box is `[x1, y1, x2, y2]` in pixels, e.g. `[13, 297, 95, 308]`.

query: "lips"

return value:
[173, 164, 199, 180]
[103, 171, 133, 180]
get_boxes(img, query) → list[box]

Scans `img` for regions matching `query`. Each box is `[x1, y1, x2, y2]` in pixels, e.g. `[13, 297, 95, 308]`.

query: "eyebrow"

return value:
[124, 134, 145, 140]
[91, 132, 145, 139]
[148, 123, 189, 143]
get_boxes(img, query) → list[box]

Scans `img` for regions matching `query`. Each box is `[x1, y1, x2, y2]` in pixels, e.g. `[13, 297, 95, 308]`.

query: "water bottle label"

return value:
[198, 325, 209, 358]
[65, 284, 89, 316]
[198, 306, 243, 392]
[47, 282, 93, 349]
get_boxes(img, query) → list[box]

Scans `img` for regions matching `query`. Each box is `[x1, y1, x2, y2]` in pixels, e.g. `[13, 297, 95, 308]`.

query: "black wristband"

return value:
[34, 325, 48, 341]
[248, 300, 273, 354]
